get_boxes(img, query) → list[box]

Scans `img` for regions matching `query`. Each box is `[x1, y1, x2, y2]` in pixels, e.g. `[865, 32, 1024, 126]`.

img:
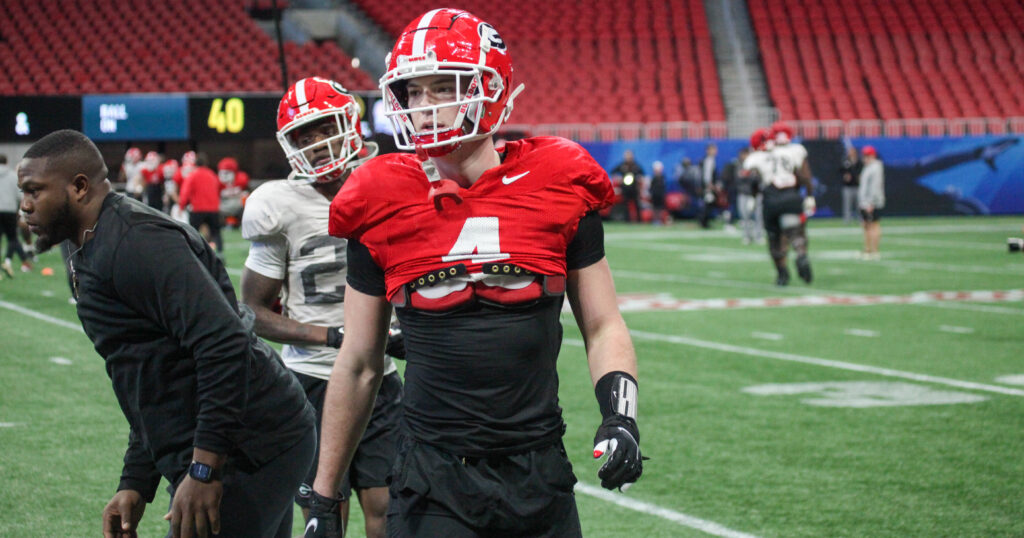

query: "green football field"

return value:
[2, 216, 1023, 537]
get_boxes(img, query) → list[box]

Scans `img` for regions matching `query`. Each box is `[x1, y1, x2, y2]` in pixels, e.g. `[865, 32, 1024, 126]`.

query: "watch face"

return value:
[190, 462, 212, 482]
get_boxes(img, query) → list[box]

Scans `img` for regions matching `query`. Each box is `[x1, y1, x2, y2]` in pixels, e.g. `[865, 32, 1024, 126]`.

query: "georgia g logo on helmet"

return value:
[478, 23, 506, 52]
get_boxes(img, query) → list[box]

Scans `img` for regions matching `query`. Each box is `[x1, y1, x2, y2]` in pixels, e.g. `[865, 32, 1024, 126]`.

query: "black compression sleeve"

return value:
[567, 211, 605, 270]
[346, 238, 386, 296]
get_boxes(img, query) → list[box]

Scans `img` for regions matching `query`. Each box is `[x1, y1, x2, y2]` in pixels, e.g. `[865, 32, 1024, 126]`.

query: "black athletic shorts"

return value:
[860, 208, 882, 222]
[762, 185, 804, 236]
[295, 370, 403, 506]
[385, 438, 581, 537]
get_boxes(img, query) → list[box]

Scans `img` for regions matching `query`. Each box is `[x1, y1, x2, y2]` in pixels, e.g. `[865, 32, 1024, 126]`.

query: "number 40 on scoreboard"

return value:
[207, 98, 244, 133]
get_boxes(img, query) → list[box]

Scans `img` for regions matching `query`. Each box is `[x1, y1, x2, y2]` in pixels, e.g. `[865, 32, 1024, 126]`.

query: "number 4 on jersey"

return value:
[441, 217, 510, 264]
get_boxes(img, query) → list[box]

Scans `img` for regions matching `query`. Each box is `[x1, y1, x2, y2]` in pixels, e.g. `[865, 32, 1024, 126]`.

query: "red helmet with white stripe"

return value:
[380, 8, 524, 157]
[771, 121, 794, 145]
[276, 77, 369, 183]
[749, 128, 771, 151]
[125, 147, 142, 164]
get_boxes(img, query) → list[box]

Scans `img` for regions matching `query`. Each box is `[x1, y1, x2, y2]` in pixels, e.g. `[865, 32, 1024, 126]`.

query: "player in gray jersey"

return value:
[241, 77, 402, 538]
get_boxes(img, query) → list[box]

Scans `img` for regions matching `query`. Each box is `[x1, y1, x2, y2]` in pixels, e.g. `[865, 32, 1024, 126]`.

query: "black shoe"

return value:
[776, 267, 790, 286]
[796, 256, 812, 284]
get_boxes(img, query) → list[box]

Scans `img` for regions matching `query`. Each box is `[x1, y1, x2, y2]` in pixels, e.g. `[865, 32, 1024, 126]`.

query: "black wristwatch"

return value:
[188, 461, 223, 483]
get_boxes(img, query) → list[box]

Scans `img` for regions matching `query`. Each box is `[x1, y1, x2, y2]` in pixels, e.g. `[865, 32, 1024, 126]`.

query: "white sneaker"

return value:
[1, 260, 14, 278]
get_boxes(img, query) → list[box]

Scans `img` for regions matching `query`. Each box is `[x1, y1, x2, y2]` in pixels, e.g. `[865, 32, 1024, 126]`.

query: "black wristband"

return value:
[326, 326, 344, 349]
[595, 371, 638, 420]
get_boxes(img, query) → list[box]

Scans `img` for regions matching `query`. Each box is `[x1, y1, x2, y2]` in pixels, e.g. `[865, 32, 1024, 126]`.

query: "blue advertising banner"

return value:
[82, 95, 189, 141]
[583, 136, 1024, 216]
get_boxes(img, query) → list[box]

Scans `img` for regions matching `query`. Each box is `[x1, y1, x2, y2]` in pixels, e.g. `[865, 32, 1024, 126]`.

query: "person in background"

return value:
[675, 156, 701, 217]
[139, 151, 164, 212]
[242, 76, 402, 538]
[735, 147, 763, 244]
[858, 145, 885, 260]
[118, 147, 144, 201]
[305, 9, 643, 537]
[763, 121, 814, 286]
[17, 129, 315, 538]
[698, 143, 718, 229]
[610, 149, 645, 222]
[718, 145, 742, 231]
[840, 145, 861, 223]
[179, 153, 224, 253]
[0, 153, 32, 278]
[217, 157, 250, 228]
[648, 160, 669, 225]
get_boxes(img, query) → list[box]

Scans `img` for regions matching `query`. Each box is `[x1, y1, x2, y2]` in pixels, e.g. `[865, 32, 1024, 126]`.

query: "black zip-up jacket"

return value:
[72, 193, 314, 502]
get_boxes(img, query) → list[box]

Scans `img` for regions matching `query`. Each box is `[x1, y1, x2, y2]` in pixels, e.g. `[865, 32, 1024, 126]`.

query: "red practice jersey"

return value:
[329, 136, 614, 303]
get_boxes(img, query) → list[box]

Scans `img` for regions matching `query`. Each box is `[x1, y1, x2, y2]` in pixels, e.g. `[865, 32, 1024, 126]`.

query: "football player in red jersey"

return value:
[304, 8, 643, 538]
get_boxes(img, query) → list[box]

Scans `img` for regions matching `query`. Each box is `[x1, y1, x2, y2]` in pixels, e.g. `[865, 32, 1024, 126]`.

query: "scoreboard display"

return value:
[188, 96, 280, 140]
[82, 95, 189, 141]
[0, 97, 81, 141]
[0, 93, 378, 142]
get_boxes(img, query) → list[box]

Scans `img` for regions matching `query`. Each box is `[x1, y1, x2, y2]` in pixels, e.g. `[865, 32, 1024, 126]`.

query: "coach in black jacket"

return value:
[17, 130, 315, 538]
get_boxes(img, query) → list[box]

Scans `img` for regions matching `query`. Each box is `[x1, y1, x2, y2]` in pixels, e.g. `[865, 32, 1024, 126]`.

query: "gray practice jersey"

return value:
[242, 179, 396, 380]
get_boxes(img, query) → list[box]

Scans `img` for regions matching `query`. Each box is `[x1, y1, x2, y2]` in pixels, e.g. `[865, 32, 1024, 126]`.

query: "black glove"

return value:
[385, 325, 405, 359]
[593, 415, 643, 491]
[304, 490, 343, 538]
[326, 326, 344, 349]
[593, 371, 644, 491]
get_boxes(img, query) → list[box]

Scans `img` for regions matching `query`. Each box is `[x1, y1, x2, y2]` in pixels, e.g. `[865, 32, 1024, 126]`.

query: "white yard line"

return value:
[604, 223, 1015, 242]
[623, 330, 1024, 397]
[0, 297, 759, 537]
[913, 301, 1024, 316]
[575, 482, 760, 538]
[0, 300, 83, 332]
[607, 289, 1024, 313]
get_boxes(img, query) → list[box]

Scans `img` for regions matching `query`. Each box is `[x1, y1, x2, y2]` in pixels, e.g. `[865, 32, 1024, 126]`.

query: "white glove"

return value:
[803, 196, 816, 216]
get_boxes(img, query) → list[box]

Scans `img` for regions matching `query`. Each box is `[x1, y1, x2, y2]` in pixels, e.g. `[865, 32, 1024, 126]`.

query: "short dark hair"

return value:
[0, 154, 7, 165]
[24, 129, 107, 182]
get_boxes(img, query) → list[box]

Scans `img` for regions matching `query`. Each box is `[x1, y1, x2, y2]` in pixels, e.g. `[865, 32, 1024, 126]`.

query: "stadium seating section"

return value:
[750, 0, 1024, 122]
[0, 0, 375, 96]
[349, 0, 725, 126]
[3, 0, 1023, 127]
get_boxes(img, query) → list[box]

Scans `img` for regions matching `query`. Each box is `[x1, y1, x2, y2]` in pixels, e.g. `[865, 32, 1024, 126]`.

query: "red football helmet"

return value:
[217, 157, 239, 172]
[771, 121, 794, 145]
[143, 151, 160, 170]
[161, 159, 179, 181]
[380, 8, 525, 157]
[125, 147, 142, 164]
[277, 77, 370, 183]
[749, 128, 772, 151]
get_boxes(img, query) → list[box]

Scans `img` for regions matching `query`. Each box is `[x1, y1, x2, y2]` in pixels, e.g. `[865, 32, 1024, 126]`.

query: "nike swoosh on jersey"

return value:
[501, 171, 530, 184]
[306, 518, 318, 534]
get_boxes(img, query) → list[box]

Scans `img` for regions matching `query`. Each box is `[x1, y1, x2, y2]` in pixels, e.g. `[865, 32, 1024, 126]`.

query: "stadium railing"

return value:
[504, 118, 1024, 141]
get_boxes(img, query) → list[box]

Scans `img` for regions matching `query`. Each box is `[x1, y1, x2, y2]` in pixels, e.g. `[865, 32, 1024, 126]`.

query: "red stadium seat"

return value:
[749, 0, 1024, 123]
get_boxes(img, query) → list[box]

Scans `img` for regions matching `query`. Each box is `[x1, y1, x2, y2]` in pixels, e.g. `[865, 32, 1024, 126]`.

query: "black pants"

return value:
[386, 439, 581, 537]
[189, 211, 222, 252]
[294, 370, 403, 506]
[762, 186, 803, 237]
[165, 425, 316, 538]
[145, 184, 164, 212]
[0, 212, 27, 262]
